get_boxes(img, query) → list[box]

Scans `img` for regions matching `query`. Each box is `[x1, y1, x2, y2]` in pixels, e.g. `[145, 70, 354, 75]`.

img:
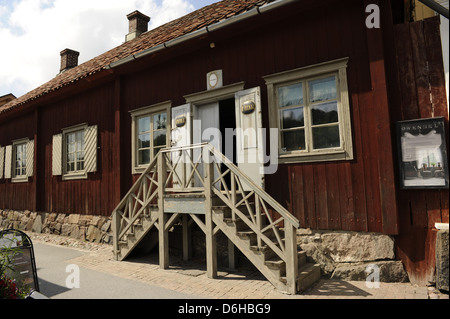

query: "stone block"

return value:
[86, 225, 102, 242]
[68, 214, 80, 225]
[331, 260, 408, 283]
[56, 213, 66, 224]
[436, 230, 449, 292]
[321, 231, 395, 263]
[32, 215, 43, 233]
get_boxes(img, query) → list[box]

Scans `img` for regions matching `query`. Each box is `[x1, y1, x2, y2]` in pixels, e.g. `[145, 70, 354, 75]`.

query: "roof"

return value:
[0, 0, 269, 115]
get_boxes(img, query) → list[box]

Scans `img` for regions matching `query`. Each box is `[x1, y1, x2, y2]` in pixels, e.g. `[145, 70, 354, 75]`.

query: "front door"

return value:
[193, 102, 221, 187]
[185, 87, 265, 191]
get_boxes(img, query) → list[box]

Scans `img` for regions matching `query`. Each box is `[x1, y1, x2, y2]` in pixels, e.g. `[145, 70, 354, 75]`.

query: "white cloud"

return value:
[0, 0, 205, 98]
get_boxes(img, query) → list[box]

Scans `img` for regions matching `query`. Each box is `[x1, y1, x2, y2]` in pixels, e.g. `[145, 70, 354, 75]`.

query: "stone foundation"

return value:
[0, 209, 112, 245]
[297, 228, 409, 283]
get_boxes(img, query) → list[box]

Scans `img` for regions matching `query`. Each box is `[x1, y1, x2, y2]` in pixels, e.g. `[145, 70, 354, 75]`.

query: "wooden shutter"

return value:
[0, 146, 4, 179]
[4, 145, 12, 179]
[26, 139, 34, 177]
[84, 125, 97, 173]
[52, 134, 62, 176]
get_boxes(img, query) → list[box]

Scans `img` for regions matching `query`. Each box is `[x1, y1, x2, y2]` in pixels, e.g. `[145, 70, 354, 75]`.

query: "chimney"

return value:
[126, 10, 150, 42]
[59, 49, 79, 73]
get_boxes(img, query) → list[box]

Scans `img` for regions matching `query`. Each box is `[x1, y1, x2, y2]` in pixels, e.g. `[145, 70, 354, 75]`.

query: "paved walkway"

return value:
[28, 233, 432, 300]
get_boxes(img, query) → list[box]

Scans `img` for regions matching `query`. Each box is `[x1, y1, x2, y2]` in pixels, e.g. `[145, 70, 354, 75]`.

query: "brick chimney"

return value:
[59, 49, 79, 73]
[125, 10, 150, 42]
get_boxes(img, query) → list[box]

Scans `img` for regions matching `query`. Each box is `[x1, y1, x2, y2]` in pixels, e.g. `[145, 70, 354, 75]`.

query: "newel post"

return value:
[285, 223, 298, 294]
[204, 150, 217, 279]
[158, 153, 169, 269]
[112, 210, 120, 261]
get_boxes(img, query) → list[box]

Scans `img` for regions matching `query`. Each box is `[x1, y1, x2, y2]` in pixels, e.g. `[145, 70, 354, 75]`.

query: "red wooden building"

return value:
[0, 0, 448, 292]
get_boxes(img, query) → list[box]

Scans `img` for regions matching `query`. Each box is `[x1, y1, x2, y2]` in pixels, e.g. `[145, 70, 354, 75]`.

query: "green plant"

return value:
[0, 235, 31, 299]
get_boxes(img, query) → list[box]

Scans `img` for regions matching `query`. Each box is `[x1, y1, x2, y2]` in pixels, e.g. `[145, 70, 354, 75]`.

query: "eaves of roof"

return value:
[0, 0, 271, 115]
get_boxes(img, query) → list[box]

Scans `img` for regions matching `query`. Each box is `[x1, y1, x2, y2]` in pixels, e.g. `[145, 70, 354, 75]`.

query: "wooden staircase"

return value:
[111, 143, 320, 294]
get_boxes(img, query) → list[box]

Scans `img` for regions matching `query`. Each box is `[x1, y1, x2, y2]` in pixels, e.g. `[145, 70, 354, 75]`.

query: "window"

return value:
[264, 58, 353, 163]
[1, 138, 34, 182]
[130, 101, 171, 173]
[52, 123, 97, 179]
[136, 112, 167, 165]
[65, 129, 85, 173]
[13, 142, 27, 179]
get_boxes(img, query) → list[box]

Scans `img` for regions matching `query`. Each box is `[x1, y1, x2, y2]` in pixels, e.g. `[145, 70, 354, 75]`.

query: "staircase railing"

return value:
[111, 142, 301, 293]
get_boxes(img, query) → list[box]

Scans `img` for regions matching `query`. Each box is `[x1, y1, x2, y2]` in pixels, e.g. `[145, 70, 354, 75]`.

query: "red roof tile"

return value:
[0, 0, 268, 114]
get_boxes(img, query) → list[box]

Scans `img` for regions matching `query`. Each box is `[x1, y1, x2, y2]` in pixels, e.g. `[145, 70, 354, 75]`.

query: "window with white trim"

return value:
[52, 123, 97, 180]
[1, 138, 34, 182]
[130, 101, 171, 174]
[65, 129, 85, 173]
[13, 141, 27, 179]
[264, 58, 353, 163]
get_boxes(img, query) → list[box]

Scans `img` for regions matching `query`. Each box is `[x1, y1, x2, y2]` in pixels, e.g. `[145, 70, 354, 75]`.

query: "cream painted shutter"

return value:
[0, 146, 4, 179]
[26, 139, 34, 177]
[84, 125, 97, 173]
[4, 145, 12, 179]
[52, 134, 62, 176]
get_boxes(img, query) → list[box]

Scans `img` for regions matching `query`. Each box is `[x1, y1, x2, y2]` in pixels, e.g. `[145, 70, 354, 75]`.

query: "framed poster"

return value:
[396, 117, 449, 189]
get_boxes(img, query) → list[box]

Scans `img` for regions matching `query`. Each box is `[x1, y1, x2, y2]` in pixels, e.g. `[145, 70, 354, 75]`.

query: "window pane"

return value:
[282, 107, 304, 129]
[278, 83, 303, 107]
[77, 151, 84, 162]
[154, 147, 163, 157]
[67, 133, 74, 144]
[138, 117, 150, 133]
[22, 167, 26, 176]
[311, 101, 338, 125]
[282, 129, 305, 151]
[309, 76, 336, 103]
[68, 153, 75, 162]
[76, 131, 84, 147]
[138, 149, 150, 165]
[153, 131, 166, 147]
[312, 125, 340, 149]
[77, 161, 84, 171]
[68, 162, 75, 172]
[154, 113, 167, 130]
[138, 133, 150, 149]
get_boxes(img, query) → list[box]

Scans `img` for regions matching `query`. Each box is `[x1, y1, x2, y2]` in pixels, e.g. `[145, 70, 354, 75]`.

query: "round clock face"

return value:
[209, 73, 218, 88]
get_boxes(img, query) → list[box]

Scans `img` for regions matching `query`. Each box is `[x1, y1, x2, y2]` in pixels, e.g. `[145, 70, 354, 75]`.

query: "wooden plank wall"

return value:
[391, 16, 449, 285]
[0, 112, 36, 210]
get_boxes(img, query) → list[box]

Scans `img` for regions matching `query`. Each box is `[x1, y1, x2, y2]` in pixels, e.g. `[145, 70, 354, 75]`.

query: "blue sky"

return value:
[0, 0, 219, 99]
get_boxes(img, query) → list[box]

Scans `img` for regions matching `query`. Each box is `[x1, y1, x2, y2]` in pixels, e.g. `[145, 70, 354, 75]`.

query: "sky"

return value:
[0, 0, 219, 98]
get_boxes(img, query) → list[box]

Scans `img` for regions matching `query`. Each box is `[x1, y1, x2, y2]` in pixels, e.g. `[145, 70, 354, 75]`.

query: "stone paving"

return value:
[26, 232, 438, 299]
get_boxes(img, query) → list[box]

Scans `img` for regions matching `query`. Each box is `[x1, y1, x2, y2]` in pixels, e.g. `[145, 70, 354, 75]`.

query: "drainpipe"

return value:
[105, 0, 298, 70]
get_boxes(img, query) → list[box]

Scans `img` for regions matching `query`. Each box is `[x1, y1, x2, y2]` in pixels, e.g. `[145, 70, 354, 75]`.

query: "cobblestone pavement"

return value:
[26, 232, 443, 300]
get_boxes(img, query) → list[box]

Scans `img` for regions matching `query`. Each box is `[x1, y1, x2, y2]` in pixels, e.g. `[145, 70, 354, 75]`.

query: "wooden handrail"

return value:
[203, 143, 300, 229]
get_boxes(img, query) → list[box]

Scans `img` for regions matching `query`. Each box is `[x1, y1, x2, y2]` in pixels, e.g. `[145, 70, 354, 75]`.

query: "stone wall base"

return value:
[297, 228, 409, 283]
[0, 209, 111, 245]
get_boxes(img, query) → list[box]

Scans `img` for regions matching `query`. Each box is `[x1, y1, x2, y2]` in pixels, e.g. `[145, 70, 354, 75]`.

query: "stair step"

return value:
[280, 263, 321, 293]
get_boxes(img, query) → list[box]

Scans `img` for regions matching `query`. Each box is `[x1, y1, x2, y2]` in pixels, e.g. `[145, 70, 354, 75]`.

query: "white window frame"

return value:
[130, 100, 171, 174]
[11, 138, 28, 183]
[62, 123, 88, 180]
[264, 58, 353, 164]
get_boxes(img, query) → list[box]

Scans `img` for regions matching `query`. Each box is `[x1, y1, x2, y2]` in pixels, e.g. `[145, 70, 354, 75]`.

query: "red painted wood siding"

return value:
[389, 17, 449, 285]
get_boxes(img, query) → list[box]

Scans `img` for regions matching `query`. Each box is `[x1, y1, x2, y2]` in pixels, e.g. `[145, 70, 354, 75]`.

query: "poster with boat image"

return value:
[396, 117, 449, 189]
